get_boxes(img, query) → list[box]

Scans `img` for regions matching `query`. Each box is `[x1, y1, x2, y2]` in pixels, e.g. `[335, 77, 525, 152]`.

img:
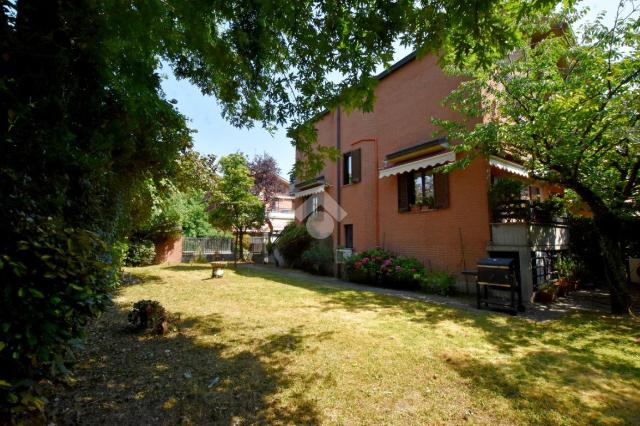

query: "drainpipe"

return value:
[336, 106, 342, 248]
[351, 138, 380, 247]
[335, 107, 342, 278]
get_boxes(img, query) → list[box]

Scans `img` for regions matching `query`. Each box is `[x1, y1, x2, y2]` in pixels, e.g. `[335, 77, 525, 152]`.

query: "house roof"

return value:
[315, 51, 418, 121]
[375, 51, 417, 81]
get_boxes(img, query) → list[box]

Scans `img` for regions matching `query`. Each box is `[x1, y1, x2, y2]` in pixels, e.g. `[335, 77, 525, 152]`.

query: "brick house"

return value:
[292, 52, 568, 300]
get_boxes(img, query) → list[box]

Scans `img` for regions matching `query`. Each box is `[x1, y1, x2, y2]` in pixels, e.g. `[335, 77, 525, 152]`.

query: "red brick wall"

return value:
[155, 235, 183, 264]
[295, 55, 493, 278]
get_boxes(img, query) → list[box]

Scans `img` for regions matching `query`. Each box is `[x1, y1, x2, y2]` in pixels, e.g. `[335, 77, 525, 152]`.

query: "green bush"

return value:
[532, 194, 566, 223]
[345, 248, 395, 285]
[301, 244, 334, 275]
[420, 270, 456, 296]
[488, 178, 525, 210]
[383, 257, 426, 289]
[0, 224, 113, 415]
[274, 223, 313, 267]
[125, 240, 156, 266]
[556, 253, 581, 282]
[345, 248, 425, 289]
[109, 240, 129, 285]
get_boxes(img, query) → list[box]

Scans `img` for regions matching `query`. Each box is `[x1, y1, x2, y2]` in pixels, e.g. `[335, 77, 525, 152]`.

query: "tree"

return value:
[209, 154, 265, 263]
[435, 3, 640, 313]
[249, 153, 282, 232]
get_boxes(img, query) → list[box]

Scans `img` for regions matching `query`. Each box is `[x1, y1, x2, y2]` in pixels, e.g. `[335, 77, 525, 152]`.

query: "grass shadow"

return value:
[165, 264, 212, 272]
[234, 265, 640, 424]
[45, 302, 322, 425]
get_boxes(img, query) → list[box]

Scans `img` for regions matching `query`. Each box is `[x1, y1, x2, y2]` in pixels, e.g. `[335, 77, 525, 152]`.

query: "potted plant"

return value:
[533, 282, 557, 304]
[554, 278, 569, 297]
[421, 195, 435, 211]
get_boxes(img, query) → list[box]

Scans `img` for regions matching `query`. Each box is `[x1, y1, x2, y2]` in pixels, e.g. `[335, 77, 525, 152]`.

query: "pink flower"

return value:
[395, 266, 402, 271]
[383, 259, 392, 267]
[411, 268, 416, 273]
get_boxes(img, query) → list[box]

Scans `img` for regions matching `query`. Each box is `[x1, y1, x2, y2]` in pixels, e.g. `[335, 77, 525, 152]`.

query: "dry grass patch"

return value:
[46, 264, 640, 425]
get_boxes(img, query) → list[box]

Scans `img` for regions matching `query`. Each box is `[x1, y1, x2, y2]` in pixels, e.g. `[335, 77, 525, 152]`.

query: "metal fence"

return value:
[249, 236, 265, 254]
[182, 237, 234, 256]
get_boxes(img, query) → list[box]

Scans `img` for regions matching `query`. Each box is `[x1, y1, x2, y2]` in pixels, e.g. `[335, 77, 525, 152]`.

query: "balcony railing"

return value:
[490, 222, 569, 249]
[492, 200, 567, 225]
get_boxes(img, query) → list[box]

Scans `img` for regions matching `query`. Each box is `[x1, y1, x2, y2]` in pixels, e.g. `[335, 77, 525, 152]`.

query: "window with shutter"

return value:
[343, 152, 352, 184]
[433, 173, 450, 209]
[343, 149, 362, 185]
[398, 170, 449, 212]
[344, 224, 353, 249]
[352, 148, 361, 183]
[398, 173, 410, 211]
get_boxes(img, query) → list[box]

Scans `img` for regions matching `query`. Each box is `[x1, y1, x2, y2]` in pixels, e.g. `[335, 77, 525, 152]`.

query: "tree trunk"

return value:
[233, 231, 238, 266]
[238, 229, 244, 263]
[572, 183, 630, 314]
[592, 211, 631, 314]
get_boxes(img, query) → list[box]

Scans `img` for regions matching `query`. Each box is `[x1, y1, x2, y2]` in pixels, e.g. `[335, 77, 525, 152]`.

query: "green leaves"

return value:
[436, 4, 640, 218]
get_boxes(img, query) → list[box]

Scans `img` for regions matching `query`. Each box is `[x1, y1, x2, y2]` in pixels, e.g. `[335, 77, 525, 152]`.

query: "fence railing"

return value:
[249, 236, 266, 254]
[182, 237, 234, 255]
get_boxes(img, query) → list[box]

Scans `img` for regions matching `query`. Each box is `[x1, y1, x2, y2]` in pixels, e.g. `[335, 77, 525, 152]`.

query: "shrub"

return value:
[0, 224, 112, 415]
[274, 223, 313, 267]
[488, 178, 525, 211]
[382, 257, 426, 289]
[345, 248, 426, 289]
[125, 240, 156, 266]
[109, 240, 129, 285]
[301, 244, 334, 275]
[556, 253, 581, 282]
[345, 248, 395, 285]
[128, 300, 176, 335]
[420, 270, 456, 296]
[532, 194, 566, 223]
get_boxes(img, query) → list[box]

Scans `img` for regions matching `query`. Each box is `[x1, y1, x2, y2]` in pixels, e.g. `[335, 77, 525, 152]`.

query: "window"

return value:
[398, 169, 449, 212]
[519, 185, 541, 201]
[344, 224, 353, 249]
[343, 148, 361, 185]
[413, 171, 435, 208]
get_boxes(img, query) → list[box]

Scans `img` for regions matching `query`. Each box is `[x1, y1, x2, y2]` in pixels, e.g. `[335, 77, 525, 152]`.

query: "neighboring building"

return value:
[248, 175, 295, 256]
[292, 52, 568, 300]
[264, 175, 295, 234]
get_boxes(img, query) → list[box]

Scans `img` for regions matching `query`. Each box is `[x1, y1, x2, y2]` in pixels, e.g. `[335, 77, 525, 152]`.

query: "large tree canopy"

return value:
[435, 2, 640, 312]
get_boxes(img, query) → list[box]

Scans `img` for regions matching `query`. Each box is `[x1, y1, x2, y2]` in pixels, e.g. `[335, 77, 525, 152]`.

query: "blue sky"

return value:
[160, 0, 617, 176]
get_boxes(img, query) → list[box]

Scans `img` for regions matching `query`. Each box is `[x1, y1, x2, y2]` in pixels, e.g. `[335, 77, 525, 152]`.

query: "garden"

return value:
[273, 224, 457, 296]
[41, 264, 640, 425]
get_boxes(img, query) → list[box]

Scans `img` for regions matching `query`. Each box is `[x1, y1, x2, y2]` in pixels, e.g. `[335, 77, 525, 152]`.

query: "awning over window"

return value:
[489, 156, 529, 177]
[293, 185, 326, 198]
[379, 151, 455, 179]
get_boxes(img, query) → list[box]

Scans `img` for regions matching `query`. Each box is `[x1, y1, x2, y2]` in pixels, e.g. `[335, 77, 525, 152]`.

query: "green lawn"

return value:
[48, 264, 640, 425]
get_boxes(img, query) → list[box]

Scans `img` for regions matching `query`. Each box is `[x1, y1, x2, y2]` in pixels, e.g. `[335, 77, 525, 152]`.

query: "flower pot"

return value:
[555, 280, 568, 297]
[533, 290, 556, 304]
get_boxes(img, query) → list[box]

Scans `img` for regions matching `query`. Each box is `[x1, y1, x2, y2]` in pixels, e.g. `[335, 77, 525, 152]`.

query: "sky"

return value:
[159, 0, 619, 176]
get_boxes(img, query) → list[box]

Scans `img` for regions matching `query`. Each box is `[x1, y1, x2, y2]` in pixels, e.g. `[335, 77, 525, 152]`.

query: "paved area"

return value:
[240, 264, 612, 321]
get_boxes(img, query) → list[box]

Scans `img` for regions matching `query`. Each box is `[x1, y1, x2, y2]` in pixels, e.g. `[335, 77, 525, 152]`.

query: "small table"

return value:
[210, 261, 227, 278]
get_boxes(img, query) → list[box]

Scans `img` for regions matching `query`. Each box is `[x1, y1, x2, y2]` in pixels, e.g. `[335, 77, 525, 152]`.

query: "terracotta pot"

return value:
[533, 290, 556, 304]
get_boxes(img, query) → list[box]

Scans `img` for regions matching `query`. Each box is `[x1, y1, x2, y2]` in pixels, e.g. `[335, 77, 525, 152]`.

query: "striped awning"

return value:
[379, 151, 455, 179]
[489, 156, 529, 177]
[293, 185, 326, 198]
